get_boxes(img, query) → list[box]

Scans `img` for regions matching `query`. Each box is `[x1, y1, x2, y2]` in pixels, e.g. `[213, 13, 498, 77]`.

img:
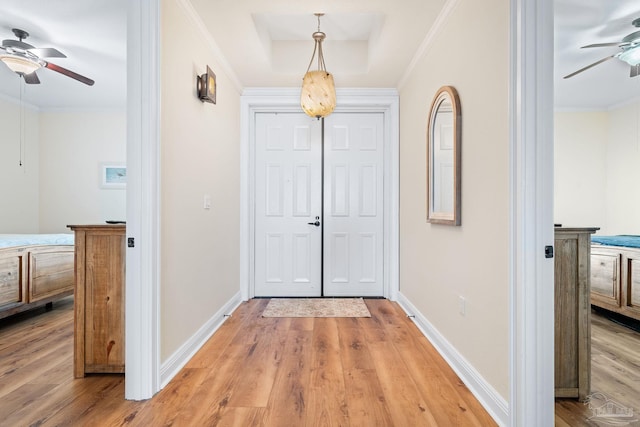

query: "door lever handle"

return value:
[307, 216, 321, 227]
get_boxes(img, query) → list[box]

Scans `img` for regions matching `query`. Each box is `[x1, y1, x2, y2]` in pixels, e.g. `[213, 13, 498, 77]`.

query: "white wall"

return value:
[605, 101, 640, 235]
[554, 111, 607, 230]
[554, 101, 640, 235]
[0, 98, 40, 232]
[161, 0, 241, 361]
[0, 98, 125, 234]
[39, 111, 126, 233]
[399, 0, 509, 399]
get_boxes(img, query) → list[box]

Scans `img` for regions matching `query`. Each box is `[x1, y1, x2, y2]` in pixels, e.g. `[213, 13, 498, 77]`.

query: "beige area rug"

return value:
[262, 298, 371, 318]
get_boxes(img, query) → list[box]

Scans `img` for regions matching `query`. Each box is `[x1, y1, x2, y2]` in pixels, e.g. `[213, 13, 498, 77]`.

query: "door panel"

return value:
[254, 113, 322, 296]
[323, 113, 384, 296]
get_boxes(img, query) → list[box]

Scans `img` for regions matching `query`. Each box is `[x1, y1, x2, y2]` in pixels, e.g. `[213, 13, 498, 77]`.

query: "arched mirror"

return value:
[427, 85, 461, 225]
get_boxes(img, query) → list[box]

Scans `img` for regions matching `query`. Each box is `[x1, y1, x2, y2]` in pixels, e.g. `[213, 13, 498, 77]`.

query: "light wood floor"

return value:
[6, 298, 637, 426]
[555, 309, 640, 426]
[0, 297, 497, 426]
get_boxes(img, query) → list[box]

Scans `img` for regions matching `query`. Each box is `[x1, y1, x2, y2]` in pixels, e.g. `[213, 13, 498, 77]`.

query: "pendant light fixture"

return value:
[301, 13, 336, 119]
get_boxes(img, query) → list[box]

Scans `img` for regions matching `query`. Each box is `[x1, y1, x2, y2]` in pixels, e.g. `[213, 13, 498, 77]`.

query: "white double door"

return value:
[255, 112, 384, 297]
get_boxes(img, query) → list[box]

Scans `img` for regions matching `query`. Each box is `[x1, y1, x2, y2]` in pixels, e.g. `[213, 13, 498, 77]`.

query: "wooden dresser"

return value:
[68, 224, 125, 378]
[554, 227, 598, 401]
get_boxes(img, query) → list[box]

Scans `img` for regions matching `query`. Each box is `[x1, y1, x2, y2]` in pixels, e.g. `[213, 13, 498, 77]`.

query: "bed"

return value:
[590, 235, 640, 321]
[0, 234, 75, 320]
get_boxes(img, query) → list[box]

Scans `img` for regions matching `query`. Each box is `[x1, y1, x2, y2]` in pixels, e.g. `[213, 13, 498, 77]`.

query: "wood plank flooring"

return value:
[9, 298, 638, 425]
[555, 309, 640, 426]
[0, 297, 496, 426]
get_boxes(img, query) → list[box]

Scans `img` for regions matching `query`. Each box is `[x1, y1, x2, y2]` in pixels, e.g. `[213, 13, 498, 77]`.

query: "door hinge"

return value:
[128, 237, 135, 248]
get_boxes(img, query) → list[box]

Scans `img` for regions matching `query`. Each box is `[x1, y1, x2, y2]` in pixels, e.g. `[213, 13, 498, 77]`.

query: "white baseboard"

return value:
[396, 292, 509, 426]
[160, 291, 243, 388]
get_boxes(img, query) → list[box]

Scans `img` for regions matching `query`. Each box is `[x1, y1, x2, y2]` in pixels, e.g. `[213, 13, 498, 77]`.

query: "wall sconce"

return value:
[300, 13, 336, 119]
[197, 65, 216, 104]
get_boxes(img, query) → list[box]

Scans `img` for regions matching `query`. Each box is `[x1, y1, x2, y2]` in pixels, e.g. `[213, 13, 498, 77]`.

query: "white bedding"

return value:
[0, 234, 74, 249]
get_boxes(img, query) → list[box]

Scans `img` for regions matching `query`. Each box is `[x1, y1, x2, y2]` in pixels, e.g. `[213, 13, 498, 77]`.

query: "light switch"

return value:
[203, 194, 212, 210]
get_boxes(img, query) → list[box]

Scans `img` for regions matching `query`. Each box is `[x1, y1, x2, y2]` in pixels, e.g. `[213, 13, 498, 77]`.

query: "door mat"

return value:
[261, 298, 371, 318]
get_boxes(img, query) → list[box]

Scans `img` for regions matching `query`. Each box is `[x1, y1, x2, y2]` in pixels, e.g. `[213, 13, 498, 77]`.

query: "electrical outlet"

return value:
[459, 296, 466, 316]
[203, 194, 212, 210]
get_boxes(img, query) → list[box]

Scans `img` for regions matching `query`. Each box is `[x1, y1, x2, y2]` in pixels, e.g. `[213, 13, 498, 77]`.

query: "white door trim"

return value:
[240, 88, 399, 301]
[509, 0, 555, 424]
[125, 0, 161, 400]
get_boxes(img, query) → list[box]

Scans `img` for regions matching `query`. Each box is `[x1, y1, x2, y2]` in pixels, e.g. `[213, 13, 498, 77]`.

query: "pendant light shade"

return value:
[301, 14, 336, 119]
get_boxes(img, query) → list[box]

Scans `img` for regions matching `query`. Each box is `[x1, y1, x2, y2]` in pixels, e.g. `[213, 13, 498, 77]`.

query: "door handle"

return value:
[307, 216, 321, 227]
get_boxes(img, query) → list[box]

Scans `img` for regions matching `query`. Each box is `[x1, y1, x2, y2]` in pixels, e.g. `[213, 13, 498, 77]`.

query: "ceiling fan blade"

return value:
[23, 71, 40, 84]
[43, 61, 94, 86]
[563, 55, 615, 79]
[631, 65, 640, 78]
[28, 47, 66, 58]
[581, 42, 623, 48]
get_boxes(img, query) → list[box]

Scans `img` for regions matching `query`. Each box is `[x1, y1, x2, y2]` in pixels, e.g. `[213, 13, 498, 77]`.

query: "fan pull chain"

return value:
[19, 80, 23, 167]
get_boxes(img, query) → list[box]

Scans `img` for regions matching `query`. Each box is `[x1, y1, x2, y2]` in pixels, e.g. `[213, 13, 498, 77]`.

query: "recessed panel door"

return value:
[254, 113, 323, 296]
[323, 113, 385, 296]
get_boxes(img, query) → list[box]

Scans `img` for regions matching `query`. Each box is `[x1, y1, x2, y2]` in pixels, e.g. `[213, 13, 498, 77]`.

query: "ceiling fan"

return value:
[0, 28, 94, 86]
[564, 17, 640, 79]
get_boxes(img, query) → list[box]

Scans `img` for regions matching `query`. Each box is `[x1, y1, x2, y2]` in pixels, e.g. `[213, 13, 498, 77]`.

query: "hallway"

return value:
[0, 298, 495, 426]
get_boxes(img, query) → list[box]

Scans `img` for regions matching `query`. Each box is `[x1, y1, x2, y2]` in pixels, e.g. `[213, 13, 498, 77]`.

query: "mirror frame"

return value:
[427, 85, 461, 225]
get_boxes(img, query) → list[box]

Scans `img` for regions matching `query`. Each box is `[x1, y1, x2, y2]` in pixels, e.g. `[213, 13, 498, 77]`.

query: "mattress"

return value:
[0, 233, 74, 249]
[591, 235, 640, 249]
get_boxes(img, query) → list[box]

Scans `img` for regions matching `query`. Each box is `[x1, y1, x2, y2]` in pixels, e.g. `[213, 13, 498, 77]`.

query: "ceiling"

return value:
[0, 0, 127, 110]
[0, 0, 638, 111]
[555, 0, 640, 110]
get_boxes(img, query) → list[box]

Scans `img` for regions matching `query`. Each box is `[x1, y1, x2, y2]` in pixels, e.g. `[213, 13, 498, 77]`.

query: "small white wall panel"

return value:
[266, 126, 284, 150]
[331, 126, 349, 150]
[293, 164, 311, 217]
[265, 233, 284, 283]
[359, 126, 377, 150]
[266, 164, 284, 217]
[292, 233, 311, 283]
[359, 164, 377, 217]
[331, 164, 350, 217]
[293, 125, 311, 150]
[330, 233, 349, 283]
[359, 233, 376, 283]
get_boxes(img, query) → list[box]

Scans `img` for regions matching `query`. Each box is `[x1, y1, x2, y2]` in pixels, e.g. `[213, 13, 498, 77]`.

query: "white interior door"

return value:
[323, 113, 385, 296]
[254, 111, 385, 297]
[254, 113, 323, 296]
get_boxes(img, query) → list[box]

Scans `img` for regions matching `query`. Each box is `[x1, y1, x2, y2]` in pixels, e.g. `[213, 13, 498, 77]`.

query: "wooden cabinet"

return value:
[591, 245, 640, 321]
[554, 227, 598, 401]
[68, 224, 125, 378]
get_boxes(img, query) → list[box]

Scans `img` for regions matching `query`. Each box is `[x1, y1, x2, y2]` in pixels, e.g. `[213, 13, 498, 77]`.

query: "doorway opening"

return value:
[240, 88, 400, 301]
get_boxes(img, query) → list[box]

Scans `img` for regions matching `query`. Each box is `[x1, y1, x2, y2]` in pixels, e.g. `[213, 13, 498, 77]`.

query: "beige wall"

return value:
[399, 0, 509, 399]
[554, 102, 640, 235]
[161, 0, 241, 361]
[0, 98, 40, 232]
[39, 111, 126, 233]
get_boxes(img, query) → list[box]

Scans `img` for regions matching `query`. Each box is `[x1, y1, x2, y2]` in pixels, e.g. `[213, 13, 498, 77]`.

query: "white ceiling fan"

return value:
[0, 28, 94, 86]
[564, 17, 640, 79]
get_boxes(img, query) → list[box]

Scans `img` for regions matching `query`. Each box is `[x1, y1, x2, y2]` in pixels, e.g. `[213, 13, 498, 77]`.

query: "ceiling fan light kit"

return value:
[618, 46, 640, 66]
[565, 18, 640, 78]
[0, 28, 94, 86]
[0, 54, 41, 75]
[301, 13, 336, 119]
